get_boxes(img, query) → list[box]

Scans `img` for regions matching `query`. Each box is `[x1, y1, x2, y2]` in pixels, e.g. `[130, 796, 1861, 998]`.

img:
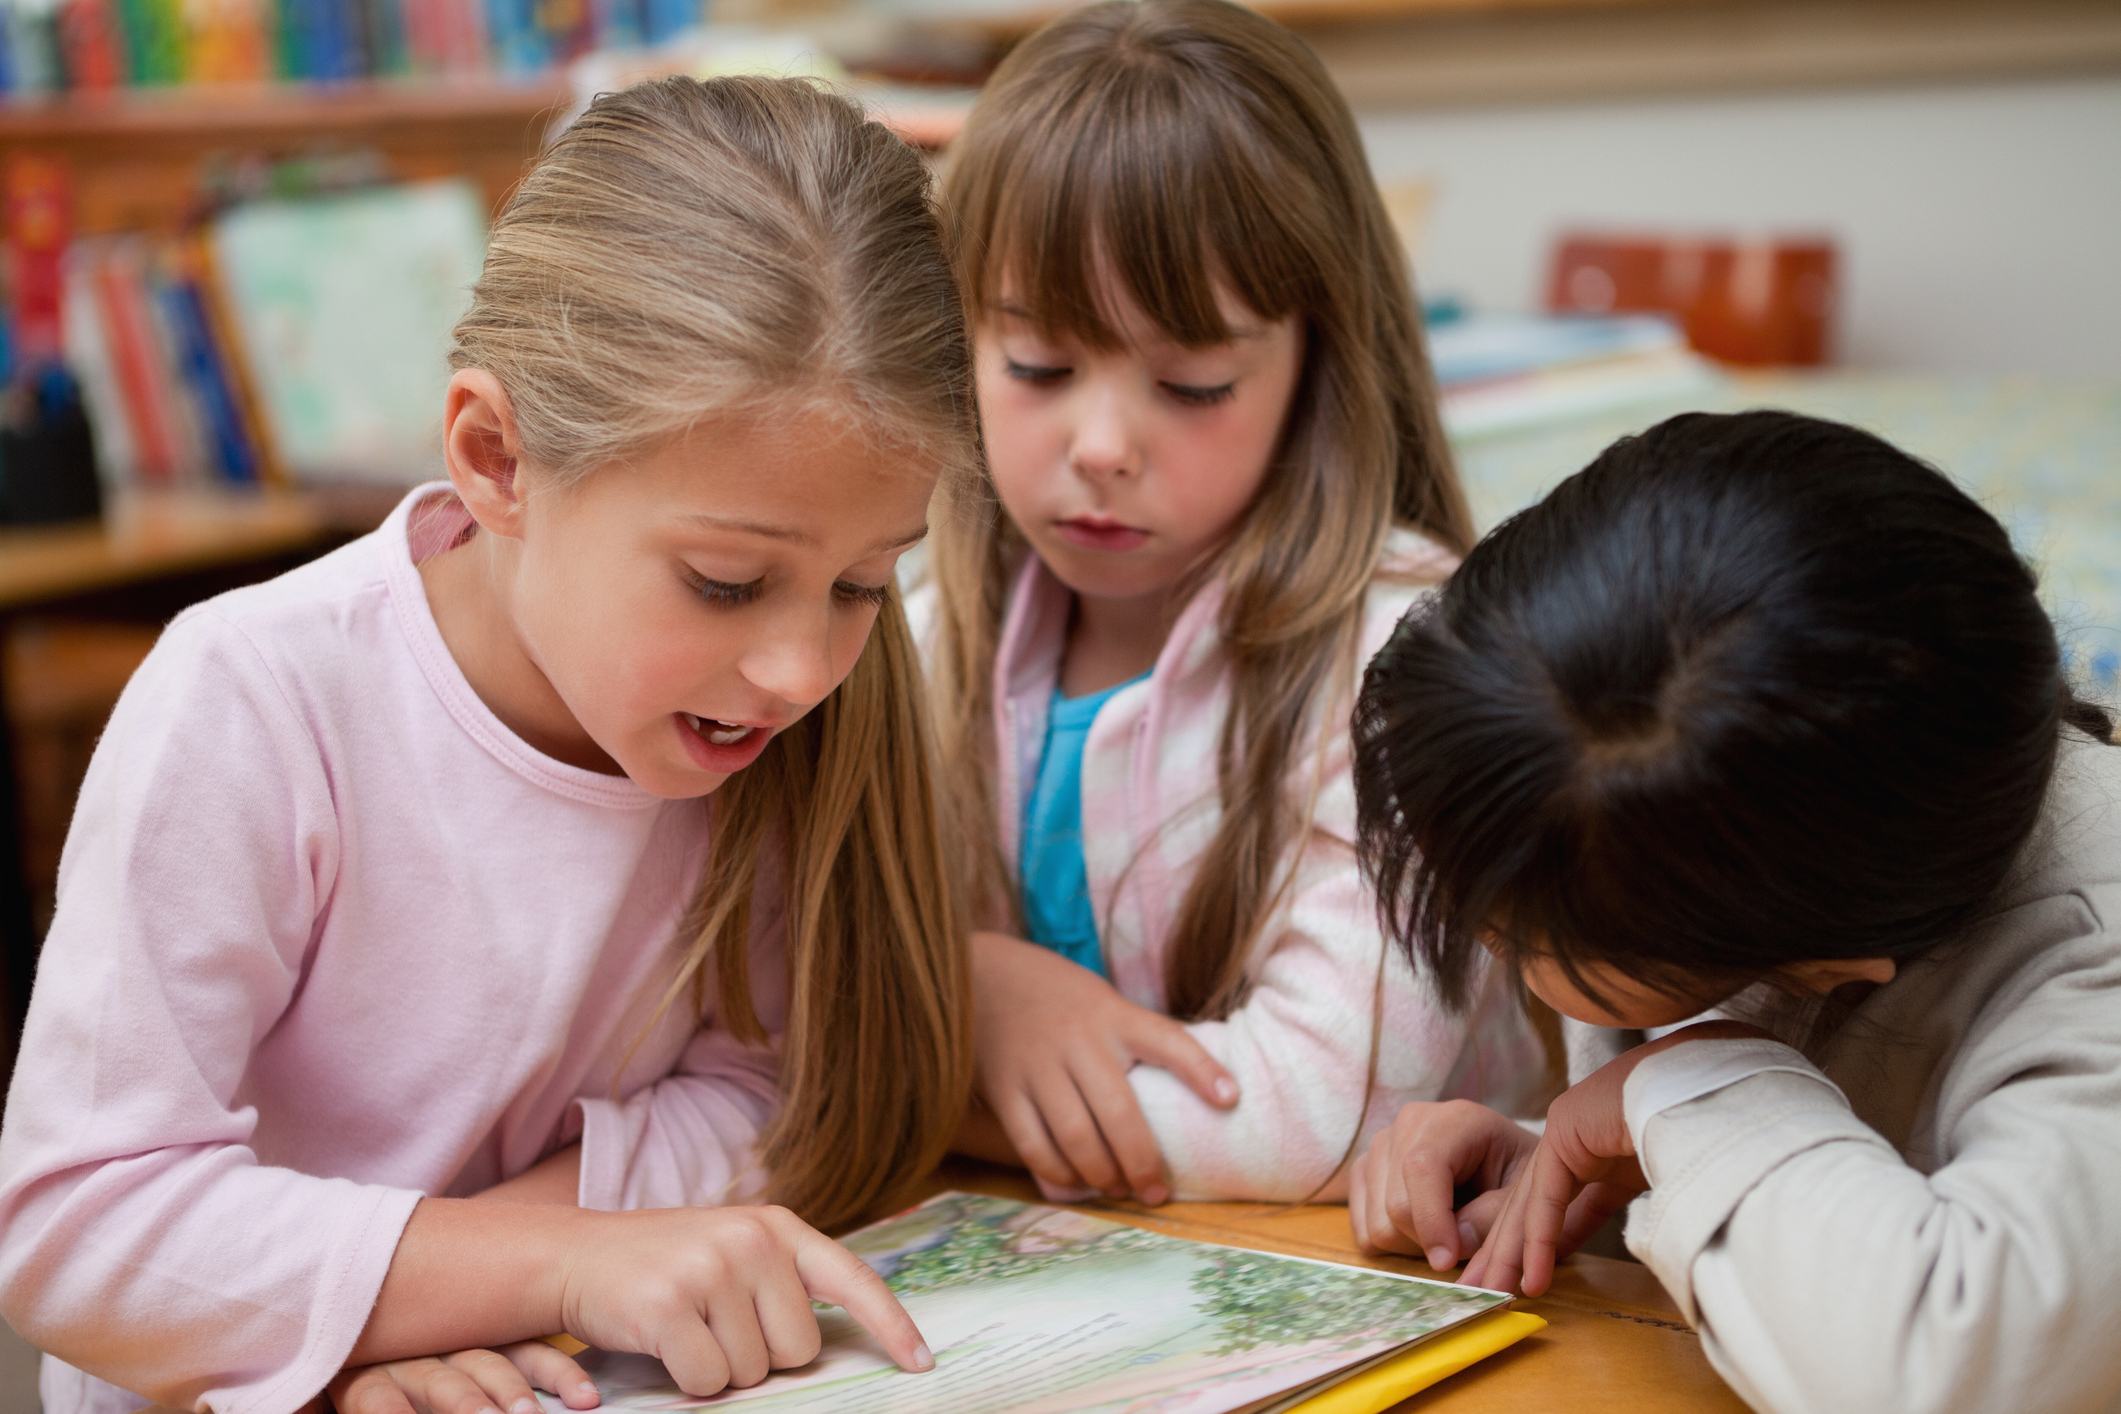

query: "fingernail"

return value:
[912, 1343, 935, 1372]
[1213, 1078, 1239, 1105]
[1426, 1247, 1454, 1270]
[513, 1399, 541, 1414]
[572, 1383, 599, 1405]
[1141, 1185, 1169, 1207]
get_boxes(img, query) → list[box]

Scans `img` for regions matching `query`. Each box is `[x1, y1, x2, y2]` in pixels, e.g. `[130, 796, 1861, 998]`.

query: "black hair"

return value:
[1352, 409, 2115, 1010]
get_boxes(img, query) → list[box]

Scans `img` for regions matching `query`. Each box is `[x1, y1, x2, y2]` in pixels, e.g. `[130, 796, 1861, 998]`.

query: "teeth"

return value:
[683, 712, 754, 747]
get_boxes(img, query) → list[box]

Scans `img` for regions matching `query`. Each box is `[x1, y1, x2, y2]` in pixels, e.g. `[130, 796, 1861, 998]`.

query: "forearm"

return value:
[348, 1197, 588, 1364]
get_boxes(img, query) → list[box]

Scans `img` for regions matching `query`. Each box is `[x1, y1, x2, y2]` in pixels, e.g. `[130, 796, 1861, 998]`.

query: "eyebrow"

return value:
[682, 514, 928, 555]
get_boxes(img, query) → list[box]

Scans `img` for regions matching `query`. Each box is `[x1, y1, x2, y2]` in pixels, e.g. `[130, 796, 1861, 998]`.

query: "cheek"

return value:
[1161, 420, 1276, 533]
[976, 374, 1062, 495]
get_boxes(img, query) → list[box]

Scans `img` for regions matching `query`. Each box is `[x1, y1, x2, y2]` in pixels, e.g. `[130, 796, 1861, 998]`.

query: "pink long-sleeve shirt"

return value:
[0, 486, 786, 1414]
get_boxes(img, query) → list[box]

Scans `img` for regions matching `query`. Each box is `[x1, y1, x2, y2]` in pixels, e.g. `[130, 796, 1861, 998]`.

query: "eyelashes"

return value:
[689, 575, 888, 609]
[1004, 358, 1069, 387]
[697, 576, 762, 606]
[1002, 358, 1236, 407]
[833, 580, 891, 608]
[1162, 381, 1236, 407]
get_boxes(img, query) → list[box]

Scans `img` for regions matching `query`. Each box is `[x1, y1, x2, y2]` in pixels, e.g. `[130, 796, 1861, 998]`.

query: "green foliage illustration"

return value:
[1189, 1249, 1500, 1357]
[854, 1193, 1165, 1296]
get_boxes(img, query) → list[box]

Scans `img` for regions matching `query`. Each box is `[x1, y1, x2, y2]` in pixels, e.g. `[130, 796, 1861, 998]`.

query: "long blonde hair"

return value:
[452, 75, 976, 1229]
[932, 0, 1474, 1020]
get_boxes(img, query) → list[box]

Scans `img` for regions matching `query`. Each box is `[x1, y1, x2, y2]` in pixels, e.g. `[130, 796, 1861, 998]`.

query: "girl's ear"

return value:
[443, 368, 531, 540]
[1778, 956, 1898, 995]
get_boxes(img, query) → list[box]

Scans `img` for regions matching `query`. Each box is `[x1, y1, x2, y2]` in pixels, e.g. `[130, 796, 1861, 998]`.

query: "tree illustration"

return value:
[1188, 1249, 1502, 1356]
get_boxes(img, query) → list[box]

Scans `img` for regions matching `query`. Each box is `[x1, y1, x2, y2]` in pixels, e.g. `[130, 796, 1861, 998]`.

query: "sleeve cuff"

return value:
[1623, 1038, 1838, 1152]
[573, 1096, 634, 1213]
[1623, 1068, 1891, 1323]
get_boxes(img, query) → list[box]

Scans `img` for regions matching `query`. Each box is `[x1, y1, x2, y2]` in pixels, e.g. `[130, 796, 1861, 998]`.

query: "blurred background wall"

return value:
[1361, 74, 2121, 374]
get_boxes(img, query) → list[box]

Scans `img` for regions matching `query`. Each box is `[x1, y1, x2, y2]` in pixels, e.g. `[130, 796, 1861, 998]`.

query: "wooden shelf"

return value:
[0, 486, 354, 612]
[0, 75, 569, 232]
[0, 76, 570, 141]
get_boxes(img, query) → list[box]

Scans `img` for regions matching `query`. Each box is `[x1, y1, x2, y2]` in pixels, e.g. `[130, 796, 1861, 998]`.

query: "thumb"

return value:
[795, 1236, 935, 1375]
[1126, 1013, 1239, 1108]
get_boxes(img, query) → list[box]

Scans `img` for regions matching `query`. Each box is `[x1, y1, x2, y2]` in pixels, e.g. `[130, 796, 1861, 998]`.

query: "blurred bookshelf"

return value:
[0, 77, 564, 234]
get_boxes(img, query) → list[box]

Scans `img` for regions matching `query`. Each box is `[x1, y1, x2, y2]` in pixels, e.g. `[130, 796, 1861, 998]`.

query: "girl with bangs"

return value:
[924, 0, 1548, 1206]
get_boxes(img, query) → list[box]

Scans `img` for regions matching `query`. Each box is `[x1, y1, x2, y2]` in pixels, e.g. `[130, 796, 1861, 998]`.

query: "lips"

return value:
[673, 711, 775, 774]
[681, 712, 755, 747]
[1054, 516, 1150, 552]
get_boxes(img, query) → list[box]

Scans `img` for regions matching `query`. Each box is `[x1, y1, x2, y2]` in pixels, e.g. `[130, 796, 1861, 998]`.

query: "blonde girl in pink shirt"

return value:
[923, 0, 1547, 1209]
[0, 78, 972, 1414]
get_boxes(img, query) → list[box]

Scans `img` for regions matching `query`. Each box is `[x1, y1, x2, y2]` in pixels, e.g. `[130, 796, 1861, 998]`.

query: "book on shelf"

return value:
[51, 174, 482, 491]
[0, 0, 687, 91]
[538, 1191, 1543, 1414]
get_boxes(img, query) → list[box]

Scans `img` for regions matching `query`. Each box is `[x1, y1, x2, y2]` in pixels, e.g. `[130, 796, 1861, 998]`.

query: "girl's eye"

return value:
[833, 580, 890, 609]
[695, 575, 763, 606]
[1004, 358, 1071, 387]
[1162, 380, 1236, 408]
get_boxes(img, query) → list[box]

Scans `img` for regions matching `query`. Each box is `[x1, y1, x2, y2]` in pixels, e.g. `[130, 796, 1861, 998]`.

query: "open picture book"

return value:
[537, 1191, 1532, 1414]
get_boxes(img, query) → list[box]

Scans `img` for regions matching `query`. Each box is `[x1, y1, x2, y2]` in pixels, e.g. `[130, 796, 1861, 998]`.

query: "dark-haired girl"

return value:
[1346, 409, 2121, 1414]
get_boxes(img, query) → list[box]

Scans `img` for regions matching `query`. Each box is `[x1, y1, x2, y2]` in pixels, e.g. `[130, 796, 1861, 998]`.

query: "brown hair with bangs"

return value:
[931, 0, 1474, 1019]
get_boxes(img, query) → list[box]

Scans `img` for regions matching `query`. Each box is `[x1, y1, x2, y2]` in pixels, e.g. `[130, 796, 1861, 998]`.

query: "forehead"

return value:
[601, 411, 935, 544]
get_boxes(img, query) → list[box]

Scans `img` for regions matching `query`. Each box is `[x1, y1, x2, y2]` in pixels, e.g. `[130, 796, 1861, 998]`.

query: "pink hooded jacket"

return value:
[922, 528, 1547, 1202]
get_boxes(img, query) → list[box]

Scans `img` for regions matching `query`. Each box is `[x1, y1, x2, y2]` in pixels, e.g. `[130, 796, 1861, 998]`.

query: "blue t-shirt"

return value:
[1019, 673, 1147, 976]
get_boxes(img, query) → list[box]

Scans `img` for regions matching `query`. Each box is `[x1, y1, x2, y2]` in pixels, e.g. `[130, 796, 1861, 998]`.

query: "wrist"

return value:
[530, 1205, 602, 1338]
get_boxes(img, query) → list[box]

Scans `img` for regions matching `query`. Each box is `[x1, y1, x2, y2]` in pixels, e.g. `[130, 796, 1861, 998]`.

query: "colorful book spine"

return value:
[135, 250, 211, 479]
[589, 0, 637, 54]
[6, 0, 66, 94]
[182, 0, 269, 83]
[87, 241, 180, 482]
[56, 0, 127, 87]
[356, 0, 401, 73]
[185, 232, 283, 483]
[61, 243, 140, 487]
[6, 155, 72, 371]
[640, 0, 691, 45]
[483, 0, 544, 72]
[154, 258, 254, 481]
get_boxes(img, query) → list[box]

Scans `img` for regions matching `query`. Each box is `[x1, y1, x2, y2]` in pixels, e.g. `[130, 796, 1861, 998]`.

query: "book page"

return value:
[540, 1192, 1508, 1414]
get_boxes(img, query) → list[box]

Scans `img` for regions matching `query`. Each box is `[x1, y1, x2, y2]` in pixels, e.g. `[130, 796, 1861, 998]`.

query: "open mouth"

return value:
[680, 712, 757, 747]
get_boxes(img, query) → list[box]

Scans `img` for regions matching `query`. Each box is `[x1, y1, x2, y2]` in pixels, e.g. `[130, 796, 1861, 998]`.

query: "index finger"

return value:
[1517, 1144, 1584, 1298]
[793, 1234, 936, 1374]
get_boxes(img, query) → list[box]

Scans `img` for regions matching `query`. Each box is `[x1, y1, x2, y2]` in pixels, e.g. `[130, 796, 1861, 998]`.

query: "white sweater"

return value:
[1615, 733, 2121, 1414]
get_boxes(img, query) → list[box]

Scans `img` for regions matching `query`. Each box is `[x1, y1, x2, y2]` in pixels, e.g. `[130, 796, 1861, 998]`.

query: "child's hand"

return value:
[550, 1206, 932, 1394]
[1462, 1021, 1775, 1296]
[970, 931, 1239, 1205]
[329, 1341, 597, 1414]
[1348, 1100, 1539, 1270]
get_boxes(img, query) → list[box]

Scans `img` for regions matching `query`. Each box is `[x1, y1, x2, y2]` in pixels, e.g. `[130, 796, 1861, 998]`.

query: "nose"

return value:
[738, 601, 840, 712]
[1069, 379, 1138, 484]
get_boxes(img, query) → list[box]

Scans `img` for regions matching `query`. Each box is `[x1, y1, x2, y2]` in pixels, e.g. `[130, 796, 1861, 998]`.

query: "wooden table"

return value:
[921, 1160, 1749, 1413]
